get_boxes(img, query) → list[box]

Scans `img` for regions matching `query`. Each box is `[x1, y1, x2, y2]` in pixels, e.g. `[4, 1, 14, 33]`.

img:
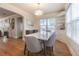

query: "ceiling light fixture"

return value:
[34, 3, 43, 16]
[34, 9, 43, 16]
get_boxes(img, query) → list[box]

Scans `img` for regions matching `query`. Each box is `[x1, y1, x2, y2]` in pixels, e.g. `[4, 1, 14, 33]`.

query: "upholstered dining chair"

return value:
[25, 36, 44, 56]
[45, 32, 56, 55]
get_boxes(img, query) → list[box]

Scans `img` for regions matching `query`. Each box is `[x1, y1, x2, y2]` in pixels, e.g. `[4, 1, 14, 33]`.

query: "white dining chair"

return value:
[25, 36, 43, 55]
[45, 32, 56, 55]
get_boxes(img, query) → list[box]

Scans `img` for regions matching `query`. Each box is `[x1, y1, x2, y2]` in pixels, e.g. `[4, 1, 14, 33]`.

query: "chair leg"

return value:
[47, 47, 54, 56]
[51, 47, 54, 56]
[28, 51, 29, 56]
[50, 47, 54, 56]
[24, 43, 26, 55]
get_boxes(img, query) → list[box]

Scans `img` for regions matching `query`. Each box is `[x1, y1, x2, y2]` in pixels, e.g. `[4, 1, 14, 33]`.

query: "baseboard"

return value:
[58, 37, 77, 56]
[56, 30, 78, 56]
[65, 39, 76, 56]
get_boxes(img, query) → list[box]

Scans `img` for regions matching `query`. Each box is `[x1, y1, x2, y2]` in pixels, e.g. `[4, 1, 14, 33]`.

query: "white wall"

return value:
[55, 16, 66, 42]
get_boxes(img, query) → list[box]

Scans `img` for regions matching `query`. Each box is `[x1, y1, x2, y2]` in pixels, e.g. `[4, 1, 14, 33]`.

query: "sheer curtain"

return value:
[66, 3, 79, 45]
[66, 4, 72, 38]
[72, 3, 79, 44]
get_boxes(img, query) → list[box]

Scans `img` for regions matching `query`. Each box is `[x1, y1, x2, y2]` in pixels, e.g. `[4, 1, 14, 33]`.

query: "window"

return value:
[72, 3, 79, 20]
[76, 20, 79, 43]
[40, 18, 56, 34]
[40, 19, 46, 31]
[47, 18, 56, 30]
[66, 3, 79, 45]
[72, 4, 79, 44]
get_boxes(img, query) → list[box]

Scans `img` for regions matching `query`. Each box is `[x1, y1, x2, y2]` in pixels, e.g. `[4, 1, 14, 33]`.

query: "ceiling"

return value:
[11, 3, 66, 15]
[0, 7, 16, 18]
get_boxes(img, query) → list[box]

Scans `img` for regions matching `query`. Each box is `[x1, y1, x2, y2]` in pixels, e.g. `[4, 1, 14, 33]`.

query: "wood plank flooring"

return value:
[0, 38, 72, 56]
[0, 38, 25, 56]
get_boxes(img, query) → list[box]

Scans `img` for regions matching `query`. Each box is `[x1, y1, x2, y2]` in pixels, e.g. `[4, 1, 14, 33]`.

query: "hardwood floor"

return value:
[54, 40, 72, 56]
[0, 38, 72, 56]
[0, 38, 25, 56]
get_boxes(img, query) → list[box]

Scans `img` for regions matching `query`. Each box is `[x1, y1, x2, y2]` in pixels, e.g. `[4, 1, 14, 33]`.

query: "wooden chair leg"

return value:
[51, 47, 53, 56]
[28, 51, 29, 56]
[47, 47, 54, 56]
[24, 43, 26, 55]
